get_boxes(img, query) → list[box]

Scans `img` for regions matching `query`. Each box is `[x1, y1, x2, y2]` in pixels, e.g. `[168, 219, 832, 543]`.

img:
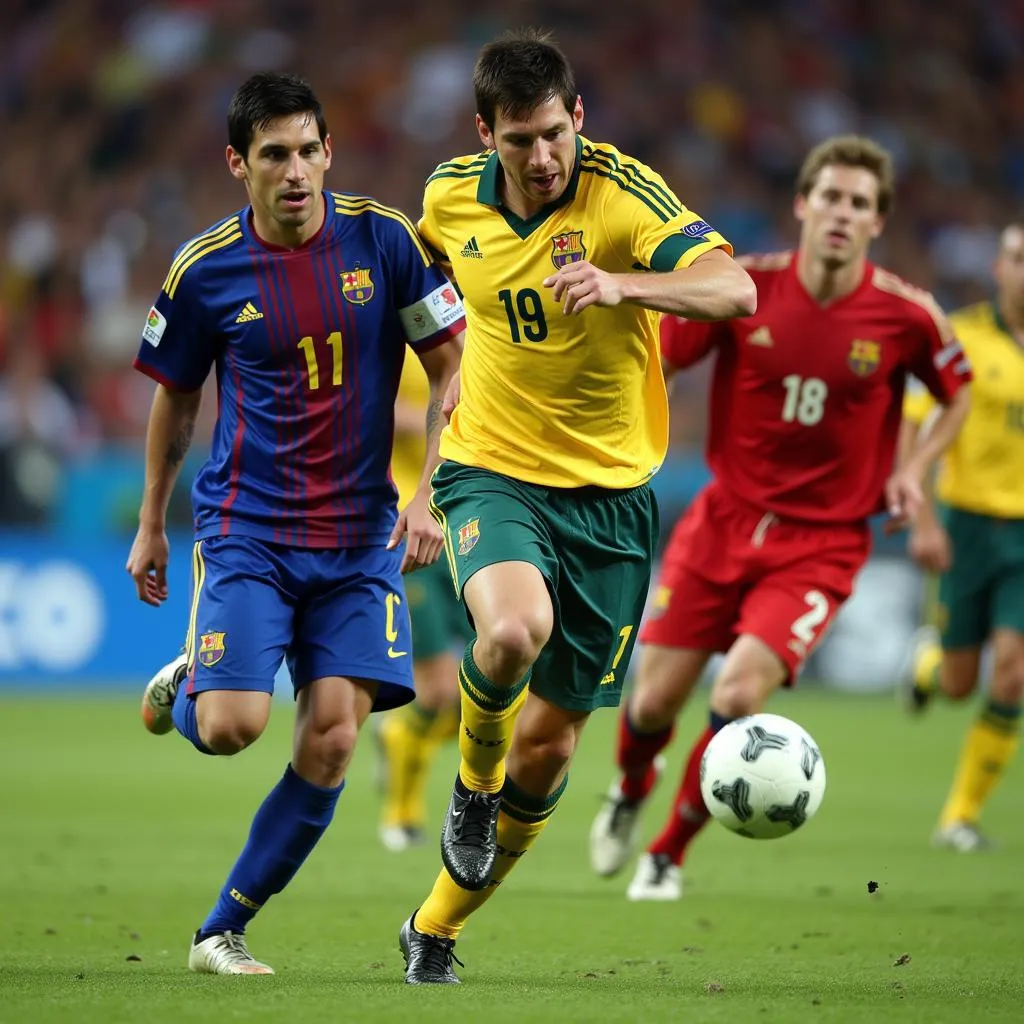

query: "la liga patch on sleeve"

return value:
[142, 306, 168, 347]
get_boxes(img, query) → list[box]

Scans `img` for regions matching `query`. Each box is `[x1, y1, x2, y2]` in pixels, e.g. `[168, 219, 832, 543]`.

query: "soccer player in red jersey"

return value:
[589, 135, 972, 900]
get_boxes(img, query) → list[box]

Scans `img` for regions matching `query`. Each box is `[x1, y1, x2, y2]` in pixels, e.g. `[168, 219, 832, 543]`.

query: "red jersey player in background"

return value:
[589, 135, 972, 901]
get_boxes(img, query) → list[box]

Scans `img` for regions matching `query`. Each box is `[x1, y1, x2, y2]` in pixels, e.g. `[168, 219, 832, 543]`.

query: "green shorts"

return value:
[404, 556, 474, 660]
[429, 460, 659, 713]
[936, 503, 1024, 648]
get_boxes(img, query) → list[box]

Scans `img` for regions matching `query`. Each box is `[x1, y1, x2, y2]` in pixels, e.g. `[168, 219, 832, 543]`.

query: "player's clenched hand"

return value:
[908, 518, 952, 574]
[387, 491, 444, 574]
[542, 261, 623, 315]
[882, 468, 924, 535]
[442, 370, 461, 421]
[126, 526, 170, 606]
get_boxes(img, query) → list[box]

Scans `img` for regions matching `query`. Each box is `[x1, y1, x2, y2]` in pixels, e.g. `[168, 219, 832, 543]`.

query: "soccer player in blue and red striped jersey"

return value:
[125, 72, 464, 975]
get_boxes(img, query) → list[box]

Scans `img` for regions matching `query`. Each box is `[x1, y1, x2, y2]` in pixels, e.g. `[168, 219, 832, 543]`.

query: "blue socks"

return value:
[171, 683, 214, 755]
[200, 764, 343, 936]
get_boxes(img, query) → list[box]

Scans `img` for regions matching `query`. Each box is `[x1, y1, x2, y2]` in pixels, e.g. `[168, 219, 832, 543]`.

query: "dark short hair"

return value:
[473, 28, 576, 130]
[796, 135, 895, 216]
[227, 72, 327, 159]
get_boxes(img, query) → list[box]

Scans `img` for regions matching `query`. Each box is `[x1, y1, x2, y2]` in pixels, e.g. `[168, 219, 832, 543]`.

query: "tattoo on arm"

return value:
[165, 419, 195, 467]
[426, 398, 443, 445]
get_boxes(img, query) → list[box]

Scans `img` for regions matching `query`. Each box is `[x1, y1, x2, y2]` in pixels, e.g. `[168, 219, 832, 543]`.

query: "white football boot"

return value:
[589, 755, 665, 877]
[932, 821, 991, 852]
[140, 652, 188, 735]
[188, 931, 274, 975]
[626, 852, 682, 902]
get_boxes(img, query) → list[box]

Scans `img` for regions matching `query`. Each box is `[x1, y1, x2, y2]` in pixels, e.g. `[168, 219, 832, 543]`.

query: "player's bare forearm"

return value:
[902, 385, 970, 484]
[414, 335, 463, 488]
[139, 384, 202, 528]
[895, 418, 920, 475]
[896, 418, 939, 522]
[618, 248, 757, 320]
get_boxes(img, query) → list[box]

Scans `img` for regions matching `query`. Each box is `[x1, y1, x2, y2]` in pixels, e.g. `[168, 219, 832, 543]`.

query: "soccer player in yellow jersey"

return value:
[900, 223, 1024, 851]
[397, 29, 756, 984]
[377, 358, 470, 852]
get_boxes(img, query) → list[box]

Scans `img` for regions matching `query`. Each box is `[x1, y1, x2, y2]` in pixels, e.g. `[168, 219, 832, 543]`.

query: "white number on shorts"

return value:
[781, 374, 828, 426]
[792, 590, 830, 645]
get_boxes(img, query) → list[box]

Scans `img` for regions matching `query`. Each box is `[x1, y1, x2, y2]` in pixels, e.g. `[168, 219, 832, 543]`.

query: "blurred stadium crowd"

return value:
[1, 0, 1022, 524]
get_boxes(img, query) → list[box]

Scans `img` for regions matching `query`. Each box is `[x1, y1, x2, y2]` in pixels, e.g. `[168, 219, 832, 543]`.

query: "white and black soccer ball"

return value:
[699, 713, 826, 840]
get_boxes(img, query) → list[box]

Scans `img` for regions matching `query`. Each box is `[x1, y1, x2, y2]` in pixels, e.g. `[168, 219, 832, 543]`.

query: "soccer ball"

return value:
[699, 713, 826, 840]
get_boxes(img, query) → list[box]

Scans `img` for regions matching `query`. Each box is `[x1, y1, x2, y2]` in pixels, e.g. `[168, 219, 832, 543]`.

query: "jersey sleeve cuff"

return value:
[133, 356, 196, 392]
[409, 316, 466, 352]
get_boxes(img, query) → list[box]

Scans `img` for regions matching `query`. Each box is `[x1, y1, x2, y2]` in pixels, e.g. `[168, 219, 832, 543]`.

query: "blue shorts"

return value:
[183, 536, 414, 712]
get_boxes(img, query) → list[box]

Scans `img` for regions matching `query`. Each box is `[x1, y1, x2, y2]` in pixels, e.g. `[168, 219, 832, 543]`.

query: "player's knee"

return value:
[199, 712, 265, 755]
[940, 672, 977, 702]
[989, 651, 1024, 704]
[710, 674, 763, 720]
[301, 719, 360, 777]
[630, 654, 700, 728]
[629, 683, 684, 730]
[478, 611, 551, 677]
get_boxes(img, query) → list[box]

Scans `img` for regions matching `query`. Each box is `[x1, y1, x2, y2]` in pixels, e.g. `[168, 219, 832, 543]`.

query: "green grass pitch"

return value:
[1, 688, 1021, 1023]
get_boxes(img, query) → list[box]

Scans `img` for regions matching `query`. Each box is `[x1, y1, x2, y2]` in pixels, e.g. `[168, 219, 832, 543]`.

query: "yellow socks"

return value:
[457, 642, 530, 793]
[415, 774, 567, 939]
[431, 703, 462, 743]
[913, 638, 943, 694]
[380, 704, 443, 828]
[939, 700, 1021, 827]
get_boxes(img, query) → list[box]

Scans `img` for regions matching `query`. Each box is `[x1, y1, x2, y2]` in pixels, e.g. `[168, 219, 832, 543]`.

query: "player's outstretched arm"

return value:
[543, 248, 756, 321]
[126, 384, 202, 606]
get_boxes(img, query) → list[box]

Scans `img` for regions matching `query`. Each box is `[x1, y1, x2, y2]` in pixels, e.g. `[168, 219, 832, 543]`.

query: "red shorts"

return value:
[640, 481, 871, 678]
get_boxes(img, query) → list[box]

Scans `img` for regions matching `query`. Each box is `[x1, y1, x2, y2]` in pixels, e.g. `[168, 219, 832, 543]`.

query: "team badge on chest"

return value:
[550, 230, 586, 269]
[847, 339, 881, 377]
[457, 518, 480, 555]
[340, 267, 374, 305]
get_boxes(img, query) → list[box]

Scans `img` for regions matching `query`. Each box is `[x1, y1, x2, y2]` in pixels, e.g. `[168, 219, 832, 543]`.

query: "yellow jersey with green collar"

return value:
[418, 135, 731, 489]
[904, 301, 1024, 518]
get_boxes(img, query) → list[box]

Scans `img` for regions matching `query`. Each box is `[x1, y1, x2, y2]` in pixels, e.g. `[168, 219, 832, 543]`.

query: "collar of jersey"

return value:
[476, 135, 583, 239]
[241, 193, 331, 253]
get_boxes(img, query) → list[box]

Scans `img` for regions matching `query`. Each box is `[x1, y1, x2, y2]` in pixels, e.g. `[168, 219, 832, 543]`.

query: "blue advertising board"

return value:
[0, 535, 193, 687]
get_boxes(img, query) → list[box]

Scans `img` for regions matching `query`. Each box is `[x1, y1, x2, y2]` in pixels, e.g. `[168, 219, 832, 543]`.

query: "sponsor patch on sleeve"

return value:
[399, 282, 465, 342]
[682, 220, 715, 238]
[142, 306, 168, 347]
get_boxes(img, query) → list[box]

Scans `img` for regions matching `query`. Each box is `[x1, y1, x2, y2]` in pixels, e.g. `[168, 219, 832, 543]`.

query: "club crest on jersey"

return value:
[341, 267, 374, 305]
[198, 631, 226, 667]
[550, 231, 586, 269]
[457, 518, 480, 556]
[848, 339, 881, 376]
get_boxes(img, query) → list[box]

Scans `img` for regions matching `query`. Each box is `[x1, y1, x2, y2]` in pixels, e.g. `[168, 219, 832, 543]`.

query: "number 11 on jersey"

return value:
[298, 331, 343, 390]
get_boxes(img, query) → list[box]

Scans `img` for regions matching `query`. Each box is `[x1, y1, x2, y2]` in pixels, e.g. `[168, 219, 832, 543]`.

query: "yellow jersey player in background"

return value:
[900, 223, 1024, 851]
[377, 357, 472, 852]
[398, 28, 756, 984]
